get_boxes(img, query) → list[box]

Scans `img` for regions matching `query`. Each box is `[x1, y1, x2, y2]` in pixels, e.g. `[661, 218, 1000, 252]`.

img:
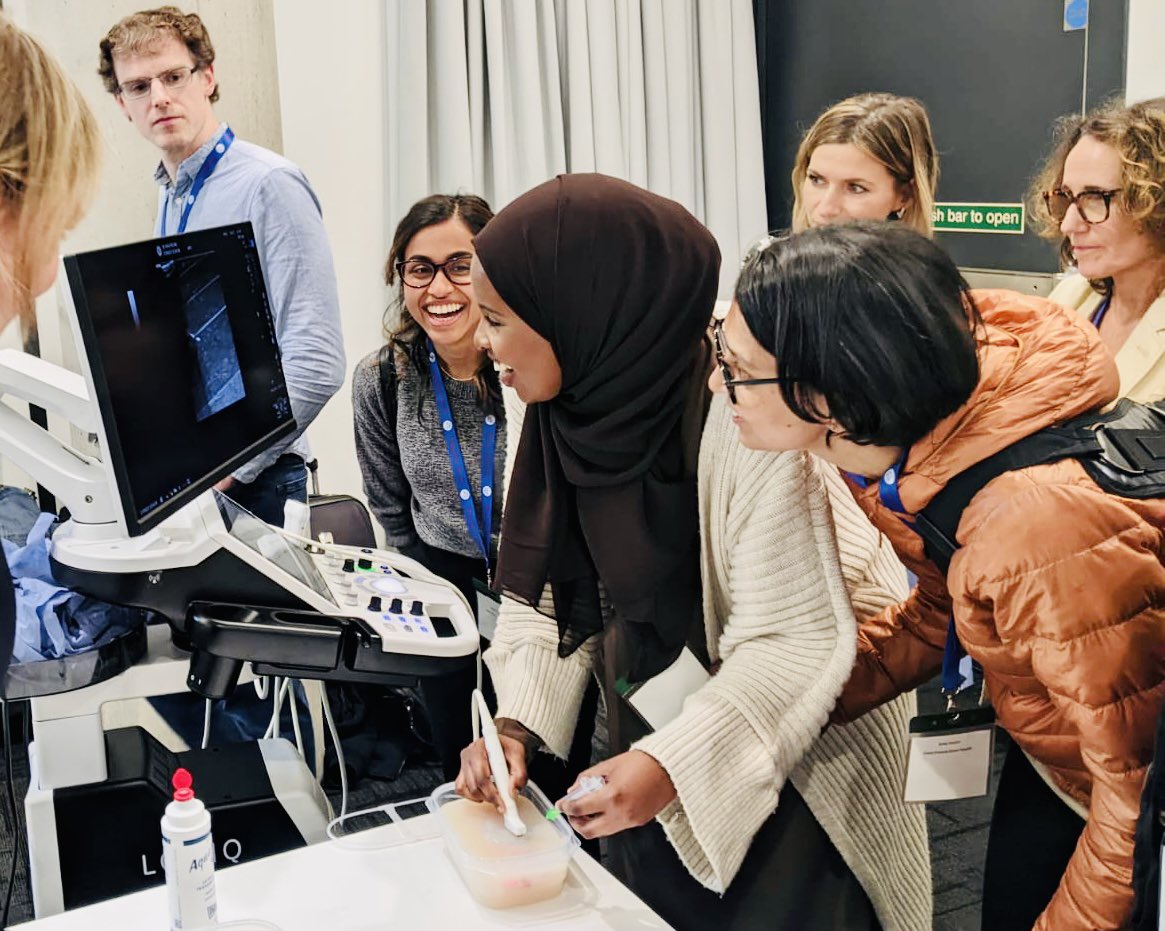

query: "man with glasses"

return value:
[98, 6, 345, 526]
[98, 8, 345, 748]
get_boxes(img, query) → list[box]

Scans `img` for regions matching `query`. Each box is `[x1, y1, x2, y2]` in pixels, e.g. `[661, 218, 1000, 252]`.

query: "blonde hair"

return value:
[98, 7, 219, 102]
[1029, 98, 1165, 297]
[791, 93, 939, 237]
[0, 14, 101, 322]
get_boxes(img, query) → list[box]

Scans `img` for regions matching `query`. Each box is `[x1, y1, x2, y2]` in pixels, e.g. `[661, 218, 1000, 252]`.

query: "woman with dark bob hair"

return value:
[720, 221, 1165, 931]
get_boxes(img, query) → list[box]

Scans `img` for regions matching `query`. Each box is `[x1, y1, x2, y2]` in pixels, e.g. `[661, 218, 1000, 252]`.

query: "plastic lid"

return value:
[172, 768, 194, 802]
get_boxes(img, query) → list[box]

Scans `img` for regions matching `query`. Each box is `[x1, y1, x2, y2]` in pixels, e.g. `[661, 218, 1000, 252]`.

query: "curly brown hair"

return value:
[1029, 98, 1165, 296]
[98, 7, 219, 103]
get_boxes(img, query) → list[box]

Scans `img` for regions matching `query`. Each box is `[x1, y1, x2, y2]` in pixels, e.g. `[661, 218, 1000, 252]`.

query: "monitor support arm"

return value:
[0, 348, 116, 528]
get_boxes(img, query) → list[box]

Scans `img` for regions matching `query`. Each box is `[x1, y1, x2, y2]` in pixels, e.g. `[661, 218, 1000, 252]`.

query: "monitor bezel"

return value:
[61, 222, 296, 538]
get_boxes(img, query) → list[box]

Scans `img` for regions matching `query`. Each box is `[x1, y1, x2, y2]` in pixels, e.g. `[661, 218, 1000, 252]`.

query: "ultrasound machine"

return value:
[0, 224, 479, 918]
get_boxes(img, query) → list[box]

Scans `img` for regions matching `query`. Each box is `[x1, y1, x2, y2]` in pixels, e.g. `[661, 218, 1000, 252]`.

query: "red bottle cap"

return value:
[172, 768, 194, 802]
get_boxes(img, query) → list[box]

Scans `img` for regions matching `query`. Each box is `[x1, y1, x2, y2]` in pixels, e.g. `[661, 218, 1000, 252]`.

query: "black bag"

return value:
[909, 398, 1165, 929]
[914, 397, 1165, 574]
[305, 461, 376, 548]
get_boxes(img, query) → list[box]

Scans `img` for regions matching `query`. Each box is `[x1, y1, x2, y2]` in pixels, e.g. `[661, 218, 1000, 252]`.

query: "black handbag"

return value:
[304, 460, 376, 549]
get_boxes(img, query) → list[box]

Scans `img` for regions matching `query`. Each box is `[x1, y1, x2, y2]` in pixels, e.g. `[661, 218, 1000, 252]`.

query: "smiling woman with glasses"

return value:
[1032, 99, 1165, 401]
[351, 193, 518, 786]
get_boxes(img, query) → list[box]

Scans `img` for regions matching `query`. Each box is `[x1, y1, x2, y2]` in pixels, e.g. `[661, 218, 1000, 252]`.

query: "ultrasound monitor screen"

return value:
[64, 223, 295, 536]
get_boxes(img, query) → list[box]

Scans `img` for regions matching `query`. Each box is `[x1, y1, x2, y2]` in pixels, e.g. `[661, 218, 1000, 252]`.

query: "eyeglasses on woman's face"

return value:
[397, 254, 474, 289]
[710, 317, 786, 404]
[1043, 187, 1120, 225]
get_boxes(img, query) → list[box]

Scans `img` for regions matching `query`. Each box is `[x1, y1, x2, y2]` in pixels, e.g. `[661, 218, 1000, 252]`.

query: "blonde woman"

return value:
[0, 14, 101, 683]
[791, 92, 939, 235]
[1032, 99, 1165, 401]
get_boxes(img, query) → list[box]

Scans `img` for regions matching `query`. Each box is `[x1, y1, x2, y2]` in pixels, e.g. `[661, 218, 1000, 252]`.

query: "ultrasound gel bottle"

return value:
[161, 768, 218, 929]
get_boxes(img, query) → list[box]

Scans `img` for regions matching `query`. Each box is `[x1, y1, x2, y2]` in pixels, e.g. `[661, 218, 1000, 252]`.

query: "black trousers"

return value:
[981, 740, 1086, 930]
[608, 781, 880, 931]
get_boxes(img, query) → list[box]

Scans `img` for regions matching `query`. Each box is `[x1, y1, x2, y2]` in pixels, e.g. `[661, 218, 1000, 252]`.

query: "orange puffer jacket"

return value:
[834, 289, 1165, 931]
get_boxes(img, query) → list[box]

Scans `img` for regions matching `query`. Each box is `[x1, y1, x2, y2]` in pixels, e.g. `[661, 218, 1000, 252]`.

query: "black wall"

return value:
[754, 0, 1128, 271]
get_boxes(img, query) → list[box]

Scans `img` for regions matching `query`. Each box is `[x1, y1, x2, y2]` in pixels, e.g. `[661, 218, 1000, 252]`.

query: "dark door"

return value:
[754, 0, 1128, 271]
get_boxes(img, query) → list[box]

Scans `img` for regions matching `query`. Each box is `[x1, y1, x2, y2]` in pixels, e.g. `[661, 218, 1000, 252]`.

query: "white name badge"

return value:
[622, 647, 710, 733]
[903, 706, 995, 804]
[472, 578, 501, 641]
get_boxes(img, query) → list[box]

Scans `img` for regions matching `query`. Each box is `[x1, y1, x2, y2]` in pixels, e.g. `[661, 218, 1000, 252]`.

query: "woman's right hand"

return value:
[455, 732, 529, 814]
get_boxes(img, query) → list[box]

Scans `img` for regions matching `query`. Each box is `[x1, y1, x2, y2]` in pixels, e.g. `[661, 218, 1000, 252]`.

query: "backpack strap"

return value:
[377, 343, 399, 437]
[916, 426, 1095, 575]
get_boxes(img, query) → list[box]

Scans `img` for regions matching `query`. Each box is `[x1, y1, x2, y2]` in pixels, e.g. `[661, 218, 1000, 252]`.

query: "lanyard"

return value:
[1090, 296, 1111, 329]
[870, 451, 968, 700]
[426, 339, 497, 579]
[162, 127, 235, 235]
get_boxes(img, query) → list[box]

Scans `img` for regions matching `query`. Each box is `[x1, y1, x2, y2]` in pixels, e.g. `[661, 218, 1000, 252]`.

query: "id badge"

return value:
[903, 705, 995, 803]
[472, 577, 501, 640]
[617, 647, 710, 733]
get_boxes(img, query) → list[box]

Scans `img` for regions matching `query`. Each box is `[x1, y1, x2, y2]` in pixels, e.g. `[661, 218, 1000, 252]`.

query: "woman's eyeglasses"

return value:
[1043, 188, 1120, 225]
[396, 254, 474, 288]
[710, 318, 786, 404]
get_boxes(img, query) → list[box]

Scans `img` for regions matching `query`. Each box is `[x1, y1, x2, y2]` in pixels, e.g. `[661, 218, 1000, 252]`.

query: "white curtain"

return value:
[385, 0, 768, 295]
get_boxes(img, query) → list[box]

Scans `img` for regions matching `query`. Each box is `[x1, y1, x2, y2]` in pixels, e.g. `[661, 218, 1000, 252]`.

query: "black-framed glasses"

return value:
[118, 65, 200, 100]
[1043, 188, 1120, 224]
[396, 254, 474, 288]
[710, 318, 786, 404]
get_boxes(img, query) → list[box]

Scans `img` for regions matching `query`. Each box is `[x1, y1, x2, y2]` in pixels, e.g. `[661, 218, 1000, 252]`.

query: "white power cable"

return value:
[201, 698, 213, 750]
[287, 679, 305, 759]
[320, 686, 348, 819]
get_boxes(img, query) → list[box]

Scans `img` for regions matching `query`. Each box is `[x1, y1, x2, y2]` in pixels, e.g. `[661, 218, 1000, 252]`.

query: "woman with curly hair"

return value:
[1032, 98, 1165, 400]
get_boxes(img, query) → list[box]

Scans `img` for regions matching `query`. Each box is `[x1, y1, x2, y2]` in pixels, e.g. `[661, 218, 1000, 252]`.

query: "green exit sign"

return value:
[932, 202, 1025, 234]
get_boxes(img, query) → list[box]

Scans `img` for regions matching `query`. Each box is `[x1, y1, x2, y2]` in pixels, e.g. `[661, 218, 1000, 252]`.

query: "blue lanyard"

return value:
[1090, 296, 1111, 329]
[871, 451, 967, 698]
[162, 127, 235, 235]
[426, 339, 496, 577]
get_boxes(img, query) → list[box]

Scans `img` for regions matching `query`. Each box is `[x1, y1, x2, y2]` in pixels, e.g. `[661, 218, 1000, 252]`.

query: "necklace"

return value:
[438, 359, 481, 382]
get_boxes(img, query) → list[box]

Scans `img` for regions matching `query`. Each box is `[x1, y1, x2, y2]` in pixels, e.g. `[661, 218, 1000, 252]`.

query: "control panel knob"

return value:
[410, 600, 424, 616]
[357, 557, 372, 570]
[368, 595, 382, 612]
[342, 558, 355, 573]
[389, 597, 403, 615]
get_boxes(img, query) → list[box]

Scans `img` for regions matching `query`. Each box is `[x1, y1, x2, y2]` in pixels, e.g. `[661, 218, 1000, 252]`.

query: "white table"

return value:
[12, 813, 672, 930]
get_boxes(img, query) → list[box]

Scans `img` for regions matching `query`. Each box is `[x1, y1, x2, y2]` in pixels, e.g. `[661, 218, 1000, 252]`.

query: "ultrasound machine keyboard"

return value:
[312, 545, 461, 646]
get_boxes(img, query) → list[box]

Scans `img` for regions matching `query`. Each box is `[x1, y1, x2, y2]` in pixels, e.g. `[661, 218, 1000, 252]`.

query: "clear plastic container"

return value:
[426, 781, 580, 909]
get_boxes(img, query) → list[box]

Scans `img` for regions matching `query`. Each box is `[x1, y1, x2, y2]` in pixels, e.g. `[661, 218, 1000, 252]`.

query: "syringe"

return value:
[545, 775, 607, 822]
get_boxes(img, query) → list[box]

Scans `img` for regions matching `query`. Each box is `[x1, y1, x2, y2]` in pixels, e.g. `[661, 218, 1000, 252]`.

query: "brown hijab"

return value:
[475, 174, 720, 680]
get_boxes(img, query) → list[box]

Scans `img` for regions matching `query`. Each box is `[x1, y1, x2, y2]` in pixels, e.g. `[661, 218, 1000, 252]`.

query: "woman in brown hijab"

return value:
[458, 167, 717, 857]
[455, 176, 922, 929]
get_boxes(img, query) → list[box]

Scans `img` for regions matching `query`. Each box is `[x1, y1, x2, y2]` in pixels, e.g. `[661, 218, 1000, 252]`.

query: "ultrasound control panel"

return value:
[312, 545, 462, 647]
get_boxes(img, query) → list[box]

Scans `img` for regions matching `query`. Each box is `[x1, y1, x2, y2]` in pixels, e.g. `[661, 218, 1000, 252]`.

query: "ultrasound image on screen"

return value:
[65, 223, 295, 535]
[156, 251, 246, 421]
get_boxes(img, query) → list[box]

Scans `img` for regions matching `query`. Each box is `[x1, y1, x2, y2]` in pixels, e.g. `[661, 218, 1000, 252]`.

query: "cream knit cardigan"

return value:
[486, 391, 932, 931]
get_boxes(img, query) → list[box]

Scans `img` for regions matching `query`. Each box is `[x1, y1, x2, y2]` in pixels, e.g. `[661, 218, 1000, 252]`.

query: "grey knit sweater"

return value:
[352, 348, 505, 560]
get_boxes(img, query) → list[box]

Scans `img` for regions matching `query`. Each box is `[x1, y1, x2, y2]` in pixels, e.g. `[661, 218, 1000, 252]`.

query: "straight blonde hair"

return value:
[791, 93, 939, 237]
[0, 14, 101, 322]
